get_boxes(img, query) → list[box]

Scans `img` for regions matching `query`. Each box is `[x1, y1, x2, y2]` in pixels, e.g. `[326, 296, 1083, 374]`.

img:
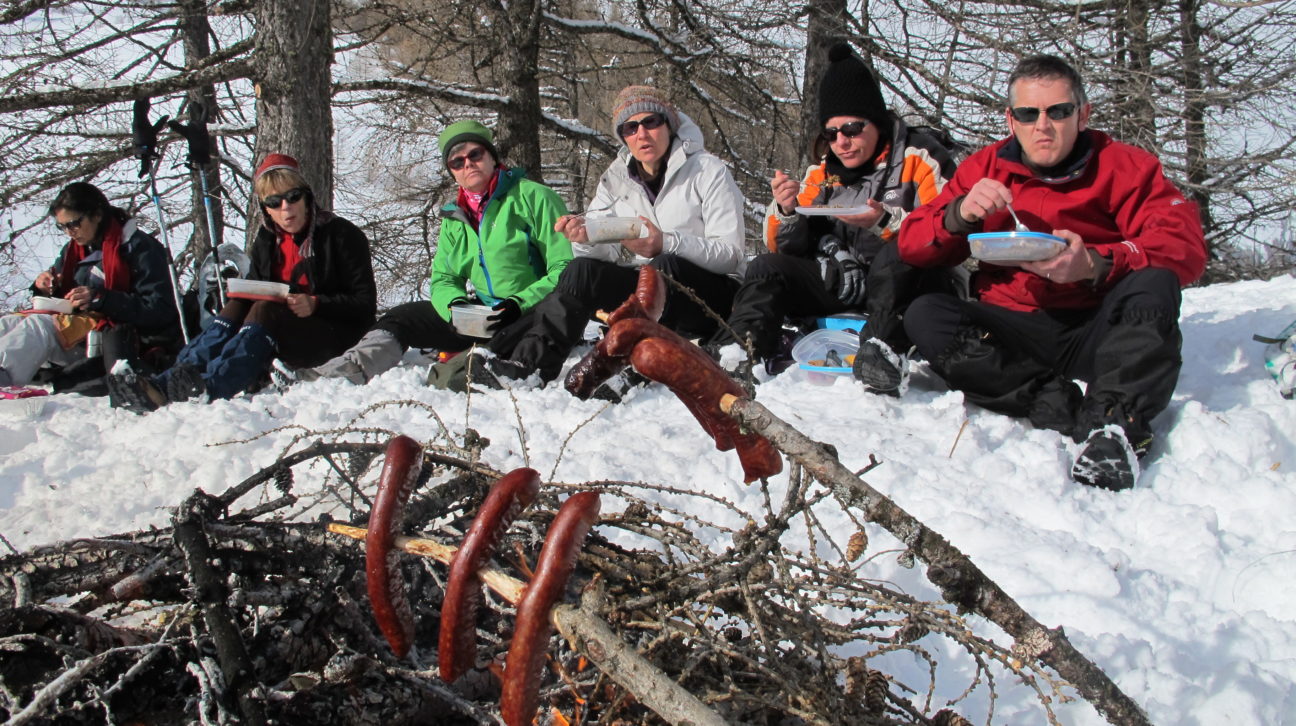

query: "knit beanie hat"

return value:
[610, 85, 680, 140]
[817, 42, 888, 128]
[254, 153, 301, 181]
[438, 120, 499, 164]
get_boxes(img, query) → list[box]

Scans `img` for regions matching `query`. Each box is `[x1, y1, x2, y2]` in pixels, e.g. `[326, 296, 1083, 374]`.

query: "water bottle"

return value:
[86, 330, 102, 359]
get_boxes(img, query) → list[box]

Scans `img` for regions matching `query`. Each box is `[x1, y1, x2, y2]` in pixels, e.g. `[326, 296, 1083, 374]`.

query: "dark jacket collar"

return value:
[997, 129, 1098, 183]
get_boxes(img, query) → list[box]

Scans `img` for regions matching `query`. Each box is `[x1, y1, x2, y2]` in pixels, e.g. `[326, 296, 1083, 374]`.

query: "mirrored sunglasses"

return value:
[447, 147, 488, 170]
[261, 187, 307, 208]
[55, 215, 86, 232]
[1009, 102, 1078, 123]
[616, 113, 668, 139]
[820, 120, 869, 143]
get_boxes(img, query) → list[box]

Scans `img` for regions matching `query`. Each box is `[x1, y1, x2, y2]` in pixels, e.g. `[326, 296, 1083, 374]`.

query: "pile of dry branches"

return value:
[0, 404, 1116, 725]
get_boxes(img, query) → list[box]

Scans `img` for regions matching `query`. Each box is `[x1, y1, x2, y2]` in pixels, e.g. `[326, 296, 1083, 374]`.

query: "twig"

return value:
[948, 418, 970, 458]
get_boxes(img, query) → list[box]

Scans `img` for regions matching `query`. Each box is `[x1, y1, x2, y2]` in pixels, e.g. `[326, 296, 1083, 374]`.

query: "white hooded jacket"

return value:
[572, 111, 747, 278]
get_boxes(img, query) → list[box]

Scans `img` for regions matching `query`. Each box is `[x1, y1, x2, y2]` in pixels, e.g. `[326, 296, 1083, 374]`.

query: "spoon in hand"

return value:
[1006, 203, 1029, 232]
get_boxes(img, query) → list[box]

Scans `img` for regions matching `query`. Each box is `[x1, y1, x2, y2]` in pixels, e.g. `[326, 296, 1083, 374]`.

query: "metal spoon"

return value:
[1006, 203, 1029, 232]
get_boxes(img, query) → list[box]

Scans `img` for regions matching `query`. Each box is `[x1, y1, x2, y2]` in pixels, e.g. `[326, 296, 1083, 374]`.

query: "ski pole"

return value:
[169, 102, 227, 309]
[197, 166, 226, 309]
[132, 98, 190, 344]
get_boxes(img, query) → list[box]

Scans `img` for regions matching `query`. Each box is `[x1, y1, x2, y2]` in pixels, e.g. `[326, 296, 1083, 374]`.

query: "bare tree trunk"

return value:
[253, 0, 335, 222]
[177, 0, 225, 261]
[800, 0, 849, 169]
[1112, 0, 1158, 150]
[493, 0, 545, 182]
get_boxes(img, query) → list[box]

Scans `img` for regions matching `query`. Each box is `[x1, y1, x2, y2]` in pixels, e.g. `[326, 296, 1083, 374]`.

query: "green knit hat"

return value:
[438, 120, 499, 164]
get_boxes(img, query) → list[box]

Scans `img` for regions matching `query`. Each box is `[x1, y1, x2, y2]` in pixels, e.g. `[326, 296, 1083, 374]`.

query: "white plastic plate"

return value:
[31, 296, 74, 314]
[227, 279, 290, 301]
[795, 205, 872, 217]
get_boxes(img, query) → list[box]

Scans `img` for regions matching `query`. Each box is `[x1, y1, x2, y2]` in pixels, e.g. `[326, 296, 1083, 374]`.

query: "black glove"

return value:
[131, 98, 168, 179]
[818, 236, 867, 307]
[167, 101, 212, 168]
[486, 298, 522, 333]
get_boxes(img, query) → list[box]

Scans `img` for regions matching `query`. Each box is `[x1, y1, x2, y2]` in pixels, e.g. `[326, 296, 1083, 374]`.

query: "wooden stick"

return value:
[718, 394, 1150, 726]
[325, 523, 730, 726]
[329, 523, 523, 602]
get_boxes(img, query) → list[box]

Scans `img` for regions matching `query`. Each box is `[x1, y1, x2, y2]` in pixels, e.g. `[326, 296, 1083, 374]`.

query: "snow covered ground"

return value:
[1, 274, 1294, 724]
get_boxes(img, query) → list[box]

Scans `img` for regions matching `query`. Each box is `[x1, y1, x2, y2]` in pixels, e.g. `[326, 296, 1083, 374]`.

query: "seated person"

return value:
[1, 182, 179, 388]
[479, 84, 746, 400]
[306, 120, 572, 390]
[719, 42, 964, 389]
[897, 55, 1207, 490]
[109, 153, 377, 410]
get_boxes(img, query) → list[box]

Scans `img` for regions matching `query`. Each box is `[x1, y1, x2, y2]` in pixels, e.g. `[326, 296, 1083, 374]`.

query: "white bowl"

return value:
[31, 296, 74, 314]
[584, 216, 644, 244]
[451, 304, 494, 338]
[227, 279, 290, 300]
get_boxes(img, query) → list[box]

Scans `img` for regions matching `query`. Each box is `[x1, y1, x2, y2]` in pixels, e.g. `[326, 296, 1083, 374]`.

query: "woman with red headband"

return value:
[109, 153, 377, 411]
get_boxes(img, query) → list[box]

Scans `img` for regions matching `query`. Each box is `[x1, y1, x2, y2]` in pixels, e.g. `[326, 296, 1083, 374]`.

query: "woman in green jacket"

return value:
[306, 120, 572, 385]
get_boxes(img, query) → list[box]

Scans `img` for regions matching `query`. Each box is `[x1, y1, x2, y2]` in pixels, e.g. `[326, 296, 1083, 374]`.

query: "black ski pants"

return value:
[722, 242, 967, 359]
[903, 267, 1184, 441]
[508, 254, 739, 381]
[373, 300, 534, 357]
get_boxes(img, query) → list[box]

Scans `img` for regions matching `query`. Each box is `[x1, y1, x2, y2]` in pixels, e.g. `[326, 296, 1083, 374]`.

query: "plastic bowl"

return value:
[451, 304, 494, 338]
[31, 296, 74, 314]
[791, 329, 859, 376]
[584, 216, 644, 244]
[816, 313, 868, 335]
[968, 231, 1066, 261]
[227, 279, 290, 300]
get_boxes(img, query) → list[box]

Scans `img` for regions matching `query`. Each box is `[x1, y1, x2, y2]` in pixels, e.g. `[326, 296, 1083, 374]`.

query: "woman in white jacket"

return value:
[487, 85, 746, 394]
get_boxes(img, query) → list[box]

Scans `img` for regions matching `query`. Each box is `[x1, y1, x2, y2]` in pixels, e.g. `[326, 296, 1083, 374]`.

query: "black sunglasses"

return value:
[820, 120, 869, 143]
[261, 187, 307, 208]
[616, 113, 668, 139]
[55, 215, 86, 232]
[447, 147, 488, 171]
[1009, 102, 1078, 123]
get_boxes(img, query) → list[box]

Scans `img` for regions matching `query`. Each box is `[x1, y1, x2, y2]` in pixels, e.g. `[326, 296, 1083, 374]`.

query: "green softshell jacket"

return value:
[429, 167, 573, 322]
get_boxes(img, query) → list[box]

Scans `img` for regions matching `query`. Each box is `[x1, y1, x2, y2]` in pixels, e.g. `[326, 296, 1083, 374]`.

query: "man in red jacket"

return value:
[894, 55, 1207, 491]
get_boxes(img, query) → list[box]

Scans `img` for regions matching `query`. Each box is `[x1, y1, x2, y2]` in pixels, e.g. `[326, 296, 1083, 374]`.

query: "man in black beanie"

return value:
[720, 42, 966, 389]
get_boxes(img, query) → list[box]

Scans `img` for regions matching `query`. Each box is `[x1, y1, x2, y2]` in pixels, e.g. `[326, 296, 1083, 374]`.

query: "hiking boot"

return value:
[591, 368, 649, 403]
[165, 364, 207, 403]
[1071, 426, 1140, 491]
[852, 338, 909, 396]
[763, 328, 800, 376]
[107, 365, 168, 414]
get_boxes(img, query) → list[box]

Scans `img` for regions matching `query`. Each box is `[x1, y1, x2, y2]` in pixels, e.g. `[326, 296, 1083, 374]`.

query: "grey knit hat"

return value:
[610, 85, 680, 140]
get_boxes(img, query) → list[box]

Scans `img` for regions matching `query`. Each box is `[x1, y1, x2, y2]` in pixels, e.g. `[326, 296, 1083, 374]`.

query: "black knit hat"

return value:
[817, 42, 888, 127]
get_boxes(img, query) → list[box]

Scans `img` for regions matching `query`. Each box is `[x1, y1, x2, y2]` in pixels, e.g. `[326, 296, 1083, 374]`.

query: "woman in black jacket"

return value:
[0, 182, 179, 388]
[109, 153, 376, 411]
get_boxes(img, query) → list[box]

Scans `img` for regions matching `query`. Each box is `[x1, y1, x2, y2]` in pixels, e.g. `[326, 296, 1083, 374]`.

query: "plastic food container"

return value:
[451, 304, 494, 338]
[584, 216, 645, 244]
[816, 313, 868, 335]
[31, 296, 74, 314]
[968, 231, 1066, 261]
[791, 329, 859, 378]
[226, 279, 290, 301]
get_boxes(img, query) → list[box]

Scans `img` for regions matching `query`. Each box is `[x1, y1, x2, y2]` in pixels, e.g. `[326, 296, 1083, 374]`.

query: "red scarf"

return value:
[56, 216, 130, 297]
[277, 232, 311, 288]
[455, 168, 503, 230]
